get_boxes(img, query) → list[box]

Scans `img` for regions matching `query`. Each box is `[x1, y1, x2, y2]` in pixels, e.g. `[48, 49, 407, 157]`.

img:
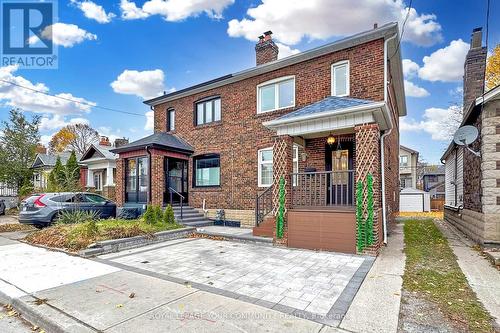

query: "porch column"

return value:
[272, 135, 294, 246]
[106, 165, 114, 186]
[115, 158, 125, 206]
[150, 152, 165, 207]
[354, 124, 382, 255]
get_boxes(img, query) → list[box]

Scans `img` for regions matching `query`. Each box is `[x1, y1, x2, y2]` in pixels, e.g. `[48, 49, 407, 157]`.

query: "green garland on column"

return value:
[356, 180, 364, 252]
[276, 176, 285, 239]
[366, 173, 374, 246]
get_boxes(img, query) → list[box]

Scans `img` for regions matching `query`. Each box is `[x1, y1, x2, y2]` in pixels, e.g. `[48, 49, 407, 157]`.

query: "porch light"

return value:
[326, 134, 336, 145]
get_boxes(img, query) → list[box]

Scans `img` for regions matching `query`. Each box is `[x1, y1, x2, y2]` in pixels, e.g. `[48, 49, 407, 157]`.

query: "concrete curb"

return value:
[0, 282, 95, 333]
[79, 227, 196, 257]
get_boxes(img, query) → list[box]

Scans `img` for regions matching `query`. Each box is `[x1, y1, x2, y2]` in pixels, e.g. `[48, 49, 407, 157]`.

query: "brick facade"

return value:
[152, 39, 386, 214]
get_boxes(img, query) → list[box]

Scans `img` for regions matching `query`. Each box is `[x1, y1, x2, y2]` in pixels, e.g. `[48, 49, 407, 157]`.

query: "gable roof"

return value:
[80, 144, 117, 162]
[110, 132, 194, 154]
[143, 22, 406, 117]
[31, 151, 80, 169]
[400, 145, 419, 155]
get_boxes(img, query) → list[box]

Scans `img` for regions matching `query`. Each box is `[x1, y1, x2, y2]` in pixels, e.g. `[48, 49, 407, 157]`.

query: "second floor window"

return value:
[196, 97, 221, 126]
[257, 76, 295, 113]
[400, 155, 408, 167]
[331, 61, 349, 97]
[167, 109, 175, 131]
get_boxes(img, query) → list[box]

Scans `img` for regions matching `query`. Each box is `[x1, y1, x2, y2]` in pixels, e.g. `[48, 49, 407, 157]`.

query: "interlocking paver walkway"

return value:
[100, 238, 370, 319]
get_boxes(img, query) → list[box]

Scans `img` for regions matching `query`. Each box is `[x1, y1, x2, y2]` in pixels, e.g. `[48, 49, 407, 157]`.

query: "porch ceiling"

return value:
[263, 97, 390, 137]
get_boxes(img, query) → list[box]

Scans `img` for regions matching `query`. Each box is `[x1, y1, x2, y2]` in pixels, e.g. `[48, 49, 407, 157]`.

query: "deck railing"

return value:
[290, 170, 354, 208]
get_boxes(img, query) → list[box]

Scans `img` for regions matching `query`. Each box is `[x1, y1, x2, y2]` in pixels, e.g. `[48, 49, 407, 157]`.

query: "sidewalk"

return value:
[435, 219, 500, 328]
[339, 223, 406, 333]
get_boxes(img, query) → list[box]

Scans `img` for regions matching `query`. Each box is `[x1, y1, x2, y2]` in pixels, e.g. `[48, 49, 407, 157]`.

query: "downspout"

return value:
[145, 145, 152, 205]
[381, 33, 398, 245]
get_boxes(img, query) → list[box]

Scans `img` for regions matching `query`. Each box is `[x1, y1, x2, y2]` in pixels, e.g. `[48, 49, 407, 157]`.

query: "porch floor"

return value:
[196, 225, 272, 244]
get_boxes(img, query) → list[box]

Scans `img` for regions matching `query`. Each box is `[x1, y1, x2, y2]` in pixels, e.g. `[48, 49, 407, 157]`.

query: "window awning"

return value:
[263, 96, 391, 136]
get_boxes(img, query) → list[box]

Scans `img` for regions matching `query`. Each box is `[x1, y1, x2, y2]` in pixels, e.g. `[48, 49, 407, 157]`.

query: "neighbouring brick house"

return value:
[112, 23, 406, 254]
[442, 28, 500, 247]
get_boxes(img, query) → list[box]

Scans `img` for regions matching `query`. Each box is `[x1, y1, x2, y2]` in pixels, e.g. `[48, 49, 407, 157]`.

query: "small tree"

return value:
[143, 205, 155, 225]
[65, 151, 80, 183]
[153, 206, 163, 224]
[163, 204, 175, 224]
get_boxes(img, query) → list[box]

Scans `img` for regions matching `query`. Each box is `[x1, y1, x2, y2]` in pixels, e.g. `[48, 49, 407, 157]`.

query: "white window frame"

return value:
[94, 172, 102, 191]
[258, 147, 274, 187]
[331, 60, 350, 97]
[257, 75, 295, 114]
[400, 155, 408, 167]
[292, 145, 299, 186]
[167, 109, 175, 131]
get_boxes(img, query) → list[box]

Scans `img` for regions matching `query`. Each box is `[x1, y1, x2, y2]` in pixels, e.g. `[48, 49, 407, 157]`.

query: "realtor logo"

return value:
[1, 0, 58, 69]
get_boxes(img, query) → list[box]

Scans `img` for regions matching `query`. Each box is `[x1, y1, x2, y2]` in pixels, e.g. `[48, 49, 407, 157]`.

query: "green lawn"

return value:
[25, 219, 183, 251]
[403, 219, 494, 333]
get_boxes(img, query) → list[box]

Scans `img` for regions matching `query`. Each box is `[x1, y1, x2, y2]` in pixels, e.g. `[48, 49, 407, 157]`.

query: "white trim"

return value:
[331, 60, 350, 97]
[292, 145, 299, 186]
[257, 75, 295, 114]
[257, 147, 273, 187]
[476, 84, 500, 105]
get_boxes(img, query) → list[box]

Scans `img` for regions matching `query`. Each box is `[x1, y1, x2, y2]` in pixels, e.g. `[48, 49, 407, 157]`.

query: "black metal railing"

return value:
[168, 187, 184, 220]
[255, 185, 273, 226]
[290, 170, 355, 208]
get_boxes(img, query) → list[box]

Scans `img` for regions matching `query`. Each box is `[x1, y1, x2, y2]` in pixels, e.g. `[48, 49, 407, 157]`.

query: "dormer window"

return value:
[331, 61, 349, 97]
[257, 76, 295, 113]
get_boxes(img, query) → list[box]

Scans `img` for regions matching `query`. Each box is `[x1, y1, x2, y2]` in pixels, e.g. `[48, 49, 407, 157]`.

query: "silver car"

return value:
[19, 192, 116, 228]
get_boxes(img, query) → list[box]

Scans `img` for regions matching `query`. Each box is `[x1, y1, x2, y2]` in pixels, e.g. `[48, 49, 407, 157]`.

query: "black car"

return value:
[0, 199, 5, 215]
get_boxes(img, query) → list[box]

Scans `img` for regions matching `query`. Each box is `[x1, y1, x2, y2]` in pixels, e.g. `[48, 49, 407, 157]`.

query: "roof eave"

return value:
[110, 143, 193, 155]
[144, 23, 399, 107]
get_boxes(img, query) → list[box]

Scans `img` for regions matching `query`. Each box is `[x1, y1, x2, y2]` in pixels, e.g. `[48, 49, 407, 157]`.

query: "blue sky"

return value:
[0, 0, 498, 164]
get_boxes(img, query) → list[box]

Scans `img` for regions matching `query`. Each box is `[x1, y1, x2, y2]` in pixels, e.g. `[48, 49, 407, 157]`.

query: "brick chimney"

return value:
[114, 137, 129, 148]
[463, 27, 487, 115]
[255, 31, 279, 66]
[35, 144, 47, 154]
[99, 136, 111, 146]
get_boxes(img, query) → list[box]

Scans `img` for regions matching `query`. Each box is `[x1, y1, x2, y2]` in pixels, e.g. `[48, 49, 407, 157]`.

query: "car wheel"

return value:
[51, 213, 60, 224]
[34, 224, 45, 229]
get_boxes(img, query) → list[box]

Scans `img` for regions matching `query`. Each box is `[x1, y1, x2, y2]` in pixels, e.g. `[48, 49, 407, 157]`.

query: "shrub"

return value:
[153, 206, 163, 224]
[81, 220, 98, 238]
[57, 210, 99, 225]
[143, 205, 155, 225]
[163, 204, 175, 224]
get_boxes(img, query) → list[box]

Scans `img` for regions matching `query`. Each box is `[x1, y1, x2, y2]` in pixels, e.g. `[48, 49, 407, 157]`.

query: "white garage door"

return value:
[400, 194, 424, 212]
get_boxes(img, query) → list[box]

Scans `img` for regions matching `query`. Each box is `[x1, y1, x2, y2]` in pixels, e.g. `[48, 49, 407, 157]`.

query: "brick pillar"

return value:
[150, 153, 165, 207]
[272, 135, 293, 246]
[115, 158, 125, 206]
[355, 124, 381, 255]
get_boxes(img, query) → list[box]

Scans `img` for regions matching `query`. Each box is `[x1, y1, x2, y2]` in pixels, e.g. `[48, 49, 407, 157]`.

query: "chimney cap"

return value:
[473, 27, 482, 32]
[263, 30, 273, 36]
[373, 23, 378, 29]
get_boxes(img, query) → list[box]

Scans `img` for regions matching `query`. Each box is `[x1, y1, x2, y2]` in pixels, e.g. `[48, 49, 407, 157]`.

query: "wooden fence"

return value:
[0, 184, 17, 197]
[430, 198, 445, 211]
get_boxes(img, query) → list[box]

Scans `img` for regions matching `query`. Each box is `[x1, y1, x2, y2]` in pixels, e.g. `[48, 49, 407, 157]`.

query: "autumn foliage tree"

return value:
[49, 123, 99, 155]
[486, 44, 500, 91]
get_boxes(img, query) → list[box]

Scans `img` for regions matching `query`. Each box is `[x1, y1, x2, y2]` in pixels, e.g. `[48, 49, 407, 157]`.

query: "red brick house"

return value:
[112, 23, 406, 254]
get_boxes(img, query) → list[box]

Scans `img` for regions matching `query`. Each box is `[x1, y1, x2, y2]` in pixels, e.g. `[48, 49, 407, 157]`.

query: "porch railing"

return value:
[255, 185, 273, 226]
[290, 170, 355, 208]
[168, 187, 184, 220]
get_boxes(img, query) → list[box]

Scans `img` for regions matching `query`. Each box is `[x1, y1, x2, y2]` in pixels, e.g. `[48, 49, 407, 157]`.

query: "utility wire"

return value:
[390, 0, 413, 60]
[0, 78, 146, 117]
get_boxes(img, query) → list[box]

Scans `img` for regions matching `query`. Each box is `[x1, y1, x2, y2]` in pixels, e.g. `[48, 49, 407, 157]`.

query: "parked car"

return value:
[0, 199, 5, 215]
[19, 192, 116, 228]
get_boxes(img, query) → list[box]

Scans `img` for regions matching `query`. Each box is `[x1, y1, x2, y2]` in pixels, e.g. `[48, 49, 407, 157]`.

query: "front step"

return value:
[253, 215, 274, 237]
[172, 206, 214, 227]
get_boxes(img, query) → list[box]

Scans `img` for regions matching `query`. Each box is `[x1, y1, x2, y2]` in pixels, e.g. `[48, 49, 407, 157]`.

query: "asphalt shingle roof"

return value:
[275, 96, 375, 121]
[110, 132, 194, 154]
[35, 152, 80, 167]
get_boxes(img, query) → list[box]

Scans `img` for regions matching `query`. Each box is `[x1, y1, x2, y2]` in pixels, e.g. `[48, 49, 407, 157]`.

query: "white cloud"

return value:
[400, 105, 462, 141]
[145, 110, 154, 131]
[418, 39, 470, 82]
[0, 65, 96, 115]
[98, 126, 123, 143]
[404, 80, 429, 97]
[39, 115, 90, 131]
[111, 69, 171, 99]
[276, 43, 300, 59]
[120, 0, 234, 21]
[227, 0, 441, 47]
[402, 59, 419, 78]
[71, 0, 116, 24]
[38, 23, 97, 47]
[40, 134, 54, 147]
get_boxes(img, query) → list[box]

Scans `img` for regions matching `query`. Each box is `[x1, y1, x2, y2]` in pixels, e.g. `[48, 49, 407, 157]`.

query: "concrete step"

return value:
[174, 212, 205, 219]
[182, 220, 214, 227]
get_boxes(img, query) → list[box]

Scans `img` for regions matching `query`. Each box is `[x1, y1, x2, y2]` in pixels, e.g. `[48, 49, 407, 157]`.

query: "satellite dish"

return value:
[453, 125, 478, 146]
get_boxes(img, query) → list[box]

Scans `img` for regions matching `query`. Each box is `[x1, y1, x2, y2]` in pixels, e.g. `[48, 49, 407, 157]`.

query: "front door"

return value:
[331, 149, 354, 205]
[165, 158, 188, 205]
